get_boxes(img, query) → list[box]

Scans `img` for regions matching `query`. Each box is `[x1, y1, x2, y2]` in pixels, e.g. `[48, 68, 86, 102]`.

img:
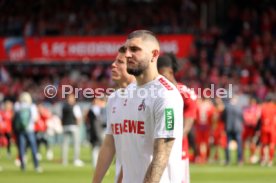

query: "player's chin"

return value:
[111, 71, 119, 77]
[127, 64, 137, 71]
[111, 75, 120, 81]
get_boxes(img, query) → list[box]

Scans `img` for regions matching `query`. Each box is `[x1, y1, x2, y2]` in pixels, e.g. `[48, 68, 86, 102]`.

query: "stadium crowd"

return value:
[0, 0, 199, 36]
[0, 0, 276, 172]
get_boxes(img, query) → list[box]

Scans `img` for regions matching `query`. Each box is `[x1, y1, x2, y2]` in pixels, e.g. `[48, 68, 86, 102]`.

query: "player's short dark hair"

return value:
[127, 30, 159, 45]
[157, 52, 179, 74]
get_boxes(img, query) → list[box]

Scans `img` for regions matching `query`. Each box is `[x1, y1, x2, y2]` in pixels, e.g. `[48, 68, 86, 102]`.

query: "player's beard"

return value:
[127, 59, 148, 76]
[127, 67, 144, 76]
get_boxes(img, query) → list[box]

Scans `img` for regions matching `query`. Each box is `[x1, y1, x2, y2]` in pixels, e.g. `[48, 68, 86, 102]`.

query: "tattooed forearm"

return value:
[143, 138, 175, 183]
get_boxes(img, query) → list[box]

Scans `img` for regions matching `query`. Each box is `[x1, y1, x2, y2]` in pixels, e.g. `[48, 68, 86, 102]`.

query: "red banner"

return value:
[0, 35, 193, 62]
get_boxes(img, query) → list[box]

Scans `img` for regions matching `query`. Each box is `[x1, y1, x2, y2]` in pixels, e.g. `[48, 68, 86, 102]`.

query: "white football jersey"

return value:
[106, 75, 184, 183]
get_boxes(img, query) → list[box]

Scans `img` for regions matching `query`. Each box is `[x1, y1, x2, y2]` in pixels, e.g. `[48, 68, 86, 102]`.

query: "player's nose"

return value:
[111, 61, 117, 68]
[125, 49, 132, 58]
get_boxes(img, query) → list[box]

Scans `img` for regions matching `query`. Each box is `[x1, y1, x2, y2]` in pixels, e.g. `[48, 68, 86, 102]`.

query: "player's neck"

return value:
[171, 78, 178, 86]
[117, 77, 135, 88]
[136, 68, 159, 86]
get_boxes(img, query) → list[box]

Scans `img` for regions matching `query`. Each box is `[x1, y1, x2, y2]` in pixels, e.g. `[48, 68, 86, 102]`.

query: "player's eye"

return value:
[118, 60, 125, 64]
[130, 46, 140, 52]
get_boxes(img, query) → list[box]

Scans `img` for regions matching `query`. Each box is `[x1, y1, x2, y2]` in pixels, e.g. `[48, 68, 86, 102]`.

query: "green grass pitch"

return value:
[0, 145, 276, 183]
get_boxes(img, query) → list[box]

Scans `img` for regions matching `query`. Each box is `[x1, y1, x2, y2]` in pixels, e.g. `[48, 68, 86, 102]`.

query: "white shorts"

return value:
[181, 158, 190, 183]
[115, 160, 121, 183]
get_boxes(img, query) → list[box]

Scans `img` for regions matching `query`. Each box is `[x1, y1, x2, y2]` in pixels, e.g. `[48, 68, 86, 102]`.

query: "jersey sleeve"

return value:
[153, 91, 183, 139]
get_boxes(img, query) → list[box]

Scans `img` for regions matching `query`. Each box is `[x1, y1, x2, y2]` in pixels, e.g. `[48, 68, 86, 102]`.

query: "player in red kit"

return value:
[242, 97, 261, 164]
[260, 97, 276, 167]
[157, 53, 197, 183]
[195, 97, 215, 163]
[209, 97, 227, 163]
[0, 100, 13, 158]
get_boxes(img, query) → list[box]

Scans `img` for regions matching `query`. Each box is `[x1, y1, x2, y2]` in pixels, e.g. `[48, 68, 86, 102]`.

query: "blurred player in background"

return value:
[259, 95, 276, 167]
[35, 102, 51, 161]
[92, 46, 135, 183]
[209, 97, 227, 164]
[157, 52, 197, 183]
[110, 46, 135, 183]
[0, 100, 13, 158]
[195, 97, 215, 163]
[242, 96, 261, 164]
[111, 46, 136, 89]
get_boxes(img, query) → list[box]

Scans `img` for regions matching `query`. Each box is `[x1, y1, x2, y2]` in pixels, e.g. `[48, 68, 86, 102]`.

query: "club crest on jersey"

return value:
[112, 107, 116, 113]
[138, 99, 146, 111]
[123, 99, 128, 106]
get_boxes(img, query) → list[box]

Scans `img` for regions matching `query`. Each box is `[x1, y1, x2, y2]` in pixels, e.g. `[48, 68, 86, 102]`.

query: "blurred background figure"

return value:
[259, 95, 276, 167]
[109, 46, 136, 183]
[85, 97, 106, 168]
[242, 96, 261, 164]
[224, 94, 246, 165]
[0, 100, 13, 158]
[46, 111, 63, 161]
[209, 97, 227, 164]
[35, 102, 51, 161]
[61, 93, 83, 167]
[12, 92, 42, 172]
[157, 52, 198, 183]
[195, 97, 215, 163]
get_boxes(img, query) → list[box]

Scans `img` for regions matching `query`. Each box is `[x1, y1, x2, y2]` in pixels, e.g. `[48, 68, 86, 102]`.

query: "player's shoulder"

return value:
[154, 75, 178, 93]
[152, 76, 182, 102]
[177, 82, 197, 100]
[125, 82, 136, 90]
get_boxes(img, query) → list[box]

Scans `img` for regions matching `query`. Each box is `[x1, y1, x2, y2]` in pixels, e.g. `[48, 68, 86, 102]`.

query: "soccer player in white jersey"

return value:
[93, 30, 184, 183]
[92, 46, 135, 183]
[111, 46, 135, 183]
[111, 46, 136, 89]
[157, 53, 197, 183]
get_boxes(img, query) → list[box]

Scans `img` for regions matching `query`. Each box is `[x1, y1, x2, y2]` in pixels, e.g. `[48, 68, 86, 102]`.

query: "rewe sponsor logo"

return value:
[111, 119, 145, 135]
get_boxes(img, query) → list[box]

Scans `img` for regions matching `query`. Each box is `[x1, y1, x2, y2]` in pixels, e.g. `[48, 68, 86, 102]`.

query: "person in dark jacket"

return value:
[61, 93, 83, 166]
[86, 97, 106, 167]
[224, 94, 247, 165]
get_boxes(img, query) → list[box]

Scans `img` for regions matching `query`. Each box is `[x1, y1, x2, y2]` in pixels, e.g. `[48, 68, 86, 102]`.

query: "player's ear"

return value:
[152, 49, 159, 60]
[169, 68, 174, 75]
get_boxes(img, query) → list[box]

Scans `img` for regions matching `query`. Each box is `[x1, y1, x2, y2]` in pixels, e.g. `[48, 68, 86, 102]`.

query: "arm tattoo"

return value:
[143, 138, 175, 183]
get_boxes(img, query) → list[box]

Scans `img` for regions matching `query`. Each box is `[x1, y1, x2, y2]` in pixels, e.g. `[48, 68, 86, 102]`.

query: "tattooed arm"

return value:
[143, 138, 175, 183]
